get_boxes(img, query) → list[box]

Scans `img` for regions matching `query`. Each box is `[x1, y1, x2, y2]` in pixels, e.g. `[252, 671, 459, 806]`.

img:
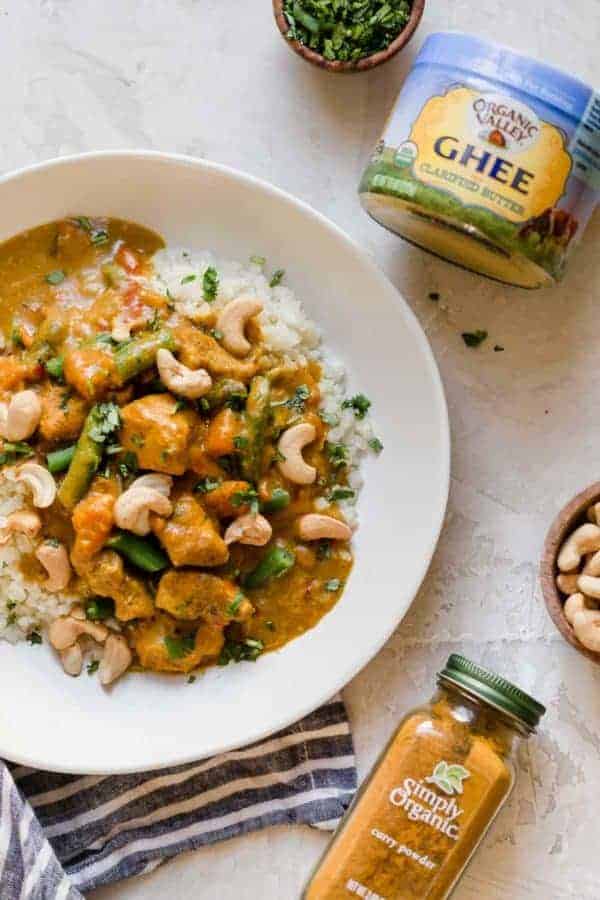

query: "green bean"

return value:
[46, 445, 75, 474]
[244, 544, 295, 589]
[240, 375, 271, 482]
[57, 405, 113, 509]
[260, 487, 291, 514]
[107, 531, 168, 573]
[204, 378, 247, 411]
[113, 329, 175, 382]
[44, 355, 64, 380]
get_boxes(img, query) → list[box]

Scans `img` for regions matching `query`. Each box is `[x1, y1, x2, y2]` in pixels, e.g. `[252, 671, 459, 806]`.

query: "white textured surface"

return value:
[1, 1, 598, 897]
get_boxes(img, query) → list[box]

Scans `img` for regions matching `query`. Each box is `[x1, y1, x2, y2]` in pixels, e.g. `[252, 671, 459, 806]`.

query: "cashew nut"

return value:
[224, 512, 272, 546]
[36, 541, 72, 592]
[577, 574, 600, 600]
[0, 510, 41, 545]
[48, 614, 109, 650]
[587, 503, 600, 525]
[156, 348, 212, 399]
[60, 644, 84, 677]
[564, 592, 598, 625]
[572, 609, 600, 653]
[277, 423, 317, 485]
[216, 296, 263, 357]
[556, 573, 580, 595]
[128, 473, 173, 497]
[111, 310, 150, 343]
[297, 513, 352, 542]
[15, 462, 56, 508]
[99, 633, 132, 686]
[114, 485, 173, 535]
[583, 550, 600, 576]
[557, 524, 600, 572]
[0, 390, 42, 442]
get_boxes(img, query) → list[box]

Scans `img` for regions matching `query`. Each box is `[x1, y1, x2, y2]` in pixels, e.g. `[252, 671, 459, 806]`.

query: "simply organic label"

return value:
[388, 760, 471, 841]
[404, 87, 571, 222]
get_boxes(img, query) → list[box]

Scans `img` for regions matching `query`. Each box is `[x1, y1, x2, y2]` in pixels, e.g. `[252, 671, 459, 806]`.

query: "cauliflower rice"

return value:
[0, 248, 376, 644]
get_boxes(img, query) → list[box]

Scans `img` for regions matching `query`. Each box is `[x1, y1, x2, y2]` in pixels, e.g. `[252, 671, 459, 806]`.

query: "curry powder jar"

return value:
[303, 655, 545, 899]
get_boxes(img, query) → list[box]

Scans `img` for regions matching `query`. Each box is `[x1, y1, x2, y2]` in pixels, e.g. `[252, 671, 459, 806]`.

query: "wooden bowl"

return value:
[272, 0, 425, 73]
[540, 481, 600, 665]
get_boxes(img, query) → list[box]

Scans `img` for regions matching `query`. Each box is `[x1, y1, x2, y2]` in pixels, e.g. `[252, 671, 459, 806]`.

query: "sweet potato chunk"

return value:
[71, 477, 119, 566]
[131, 613, 224, 673]
[151, 491, 228, 567]
[75, 550, 154, 621]
[39, 384, 88, 443]
[120, 394, 196, 475]
[174, 323, 257, 381]
[156, 570, 253, 624]
[63, 346, 119, 401]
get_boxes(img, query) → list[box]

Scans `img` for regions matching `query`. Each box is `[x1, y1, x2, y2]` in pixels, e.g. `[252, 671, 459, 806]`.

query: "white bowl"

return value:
[0, 152, 449, 773]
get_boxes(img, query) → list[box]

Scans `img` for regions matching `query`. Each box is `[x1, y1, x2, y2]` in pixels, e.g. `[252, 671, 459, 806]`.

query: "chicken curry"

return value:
[0, 217, 358, 684]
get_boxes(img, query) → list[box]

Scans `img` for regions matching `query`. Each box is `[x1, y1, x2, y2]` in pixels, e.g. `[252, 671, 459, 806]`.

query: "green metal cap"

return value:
[438, 654, 546, 732]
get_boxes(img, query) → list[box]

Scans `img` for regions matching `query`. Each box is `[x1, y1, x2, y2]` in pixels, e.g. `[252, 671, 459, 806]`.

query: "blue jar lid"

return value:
[415, 31, 593, 119]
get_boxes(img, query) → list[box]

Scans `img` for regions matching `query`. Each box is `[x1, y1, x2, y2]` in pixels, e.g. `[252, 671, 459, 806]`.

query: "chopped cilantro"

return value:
[428, 291, 440, 301]
[368, 436, 384, 454]
[164, 633, 196, 660]
[328, 486, 355, 502]
[319, 409, 339, 427]
[269, 269, 285, 288]
[85, 597, 115, 621]
[210, 328, 224, 341]
[88, 403, 121, 444]
[90, 228, 109, 246]
[232, 487, 259, 514]
[203, 266, 219, 302]
[130, 433, 145, 449]
[87, 660, 100, 676]
[324, 578, 342, 592]
[118, 451, 139, 479]
[250, 255, 266, 268]
[218, 637, 264, 666]
[226, 591, 246, 617]
[45, 270, 65, 285]
[194, 476, 222, 494]
[187, 674, 196, 684]
[172, 398, 188, 414]
[60, 390, 71, 411]
[233, 435, 249, 450]
[181, 274, 197, 285]
[316, 540, 332, 560]
[27, 631, 42, 645]
[275, 383, 310, 413]
[45, 356, 64, 381]
[326, 441, 349, 469]
[342, 393, 371, 419]
[0, 441, 34, 468]
[462, 330, 488, 348]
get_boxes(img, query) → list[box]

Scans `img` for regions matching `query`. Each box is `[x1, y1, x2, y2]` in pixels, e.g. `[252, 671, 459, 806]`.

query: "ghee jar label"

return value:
[406, 86, 571, 223]
[359, 32, 600, 289]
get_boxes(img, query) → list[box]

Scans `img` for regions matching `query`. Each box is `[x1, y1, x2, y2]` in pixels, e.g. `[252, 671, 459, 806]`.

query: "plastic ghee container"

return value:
[359, 32, 600, 288]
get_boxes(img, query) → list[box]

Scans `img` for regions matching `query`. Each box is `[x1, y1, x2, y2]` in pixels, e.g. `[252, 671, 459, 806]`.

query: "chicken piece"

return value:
[151, 491, 228, 567]
[156, 570, 253, 624]
[0, 355, 42, 393]
[203, 480, 252, 518]
[120, 394, 197, 476]
[205, 408, 244, 458]
[75, 550, 154, 621]
[71, 477, 119, 566]
[131, 613, 224, 673]
[39, 383, 88, 443]
[174, 322, 257, 381]
[63, 345, 119, 401]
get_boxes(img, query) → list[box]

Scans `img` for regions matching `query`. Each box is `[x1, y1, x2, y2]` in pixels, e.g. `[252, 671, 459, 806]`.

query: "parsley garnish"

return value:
[342, 394, 371, 419]
[269, 269, 285, 288]
[45, 270, 65, 285]
[203, 266, 219, 302]
[462, 330, 488, 348]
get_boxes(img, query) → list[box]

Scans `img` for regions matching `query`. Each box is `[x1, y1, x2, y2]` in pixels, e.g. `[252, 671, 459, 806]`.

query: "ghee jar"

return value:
[359, 32, 600, 288]
[304, 655, 545, 900]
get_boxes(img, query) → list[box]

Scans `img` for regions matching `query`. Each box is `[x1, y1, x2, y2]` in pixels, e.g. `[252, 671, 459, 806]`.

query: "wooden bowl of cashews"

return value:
[541, 482, 600, 664]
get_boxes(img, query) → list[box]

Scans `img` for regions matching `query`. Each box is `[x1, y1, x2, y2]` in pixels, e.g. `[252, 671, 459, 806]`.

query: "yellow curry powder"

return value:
[304, 655, 545, 900]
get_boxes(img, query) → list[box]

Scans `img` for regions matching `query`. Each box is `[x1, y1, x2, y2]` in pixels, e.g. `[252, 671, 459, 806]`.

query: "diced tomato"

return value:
[116, 245, 140, 273]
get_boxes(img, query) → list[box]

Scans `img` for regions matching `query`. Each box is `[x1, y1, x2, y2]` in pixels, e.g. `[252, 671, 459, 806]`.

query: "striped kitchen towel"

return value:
[0, 697, 356, 898]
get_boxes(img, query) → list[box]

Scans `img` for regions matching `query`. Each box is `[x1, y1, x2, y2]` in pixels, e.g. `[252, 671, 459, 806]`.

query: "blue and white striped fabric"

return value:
[0, 697, 356, 898]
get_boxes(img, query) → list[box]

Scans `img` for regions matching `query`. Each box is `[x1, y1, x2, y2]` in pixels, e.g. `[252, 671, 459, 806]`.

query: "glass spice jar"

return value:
[304, 655, 545, 900]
